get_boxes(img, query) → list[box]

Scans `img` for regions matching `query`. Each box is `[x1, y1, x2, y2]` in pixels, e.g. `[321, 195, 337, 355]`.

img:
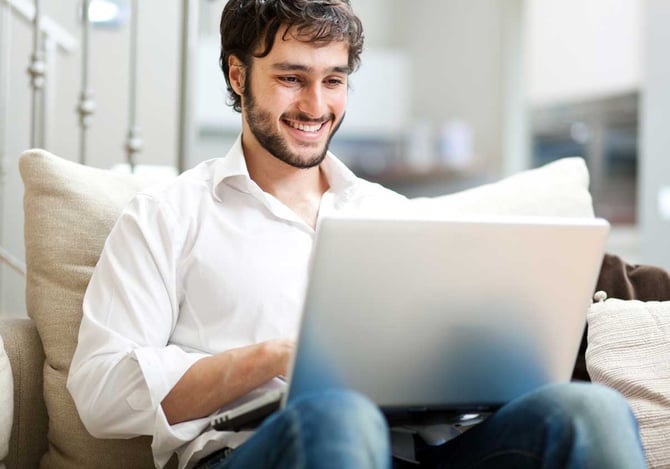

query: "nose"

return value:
[297, 83, 326, 119]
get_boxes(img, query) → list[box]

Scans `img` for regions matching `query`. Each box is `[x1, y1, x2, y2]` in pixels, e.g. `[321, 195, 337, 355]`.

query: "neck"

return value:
[242, 138, 330, 228]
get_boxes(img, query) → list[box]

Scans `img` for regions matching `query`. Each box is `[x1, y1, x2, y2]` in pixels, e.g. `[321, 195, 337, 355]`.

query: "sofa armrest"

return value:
[0, 317, 48, 469]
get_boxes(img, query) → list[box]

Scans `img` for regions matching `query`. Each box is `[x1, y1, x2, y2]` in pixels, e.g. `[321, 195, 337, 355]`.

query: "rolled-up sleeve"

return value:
[67, 193, 208, 465]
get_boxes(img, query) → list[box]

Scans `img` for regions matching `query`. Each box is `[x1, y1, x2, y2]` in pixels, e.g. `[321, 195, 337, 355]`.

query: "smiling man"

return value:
[66, 1, 646, 468]
[227, 25, 351, 227]
[234, 34, 348, 168]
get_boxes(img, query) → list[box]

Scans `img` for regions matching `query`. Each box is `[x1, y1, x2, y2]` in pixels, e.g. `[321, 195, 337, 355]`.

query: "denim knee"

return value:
[291, 389, 389, 439]
[286, 389, 391, 468]
[533, 382, 635, 424]
[520, 382, 645, 468]
[217, 390, 391, 469]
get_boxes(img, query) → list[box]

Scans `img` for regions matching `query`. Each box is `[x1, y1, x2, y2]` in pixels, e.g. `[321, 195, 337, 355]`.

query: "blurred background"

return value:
[1, 0, 669, 316]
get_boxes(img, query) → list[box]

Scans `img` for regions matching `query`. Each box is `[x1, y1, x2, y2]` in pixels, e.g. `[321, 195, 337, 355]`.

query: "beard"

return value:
[242, 84, 344, 169]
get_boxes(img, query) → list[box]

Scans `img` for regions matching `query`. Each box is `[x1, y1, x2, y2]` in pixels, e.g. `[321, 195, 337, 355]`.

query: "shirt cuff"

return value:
[132, 345, 210, 460]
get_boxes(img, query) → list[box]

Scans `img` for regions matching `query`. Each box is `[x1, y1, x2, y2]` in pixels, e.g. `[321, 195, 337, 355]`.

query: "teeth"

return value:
[287, 121, 322, 133]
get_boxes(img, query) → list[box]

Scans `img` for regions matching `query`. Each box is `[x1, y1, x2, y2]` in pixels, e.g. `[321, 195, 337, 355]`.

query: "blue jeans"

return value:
[197, 383, 645, 469]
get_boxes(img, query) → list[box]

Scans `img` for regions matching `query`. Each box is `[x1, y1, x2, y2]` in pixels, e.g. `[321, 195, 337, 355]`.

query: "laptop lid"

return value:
[284, 215, 609, 412]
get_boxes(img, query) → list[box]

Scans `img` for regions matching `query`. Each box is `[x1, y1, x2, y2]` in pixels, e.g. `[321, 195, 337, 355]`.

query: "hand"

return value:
[261, 338, 295, 377]
[163, 337, 296, 424]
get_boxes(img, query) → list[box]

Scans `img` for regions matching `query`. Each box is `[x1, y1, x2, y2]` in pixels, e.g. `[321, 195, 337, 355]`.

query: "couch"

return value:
[0, 149, 667, 468]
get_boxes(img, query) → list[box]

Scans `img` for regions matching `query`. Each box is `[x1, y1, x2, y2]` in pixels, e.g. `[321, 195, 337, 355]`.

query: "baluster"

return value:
[42, 34, 57, 149]
[0, 0, 12, 306]
[177, 0, 200, 173]
[0, 1, 12, 176]
[77, 0, 95, 164]
[27, 0, 46, 148]
[0, 2, 11, 153]
[125, 0, 142, 171]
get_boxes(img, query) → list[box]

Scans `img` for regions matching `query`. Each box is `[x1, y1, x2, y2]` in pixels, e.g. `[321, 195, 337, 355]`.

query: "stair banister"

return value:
[77, 0, 94, 164]
[125, 0, 142, 171]
[6, 0, 76, 53]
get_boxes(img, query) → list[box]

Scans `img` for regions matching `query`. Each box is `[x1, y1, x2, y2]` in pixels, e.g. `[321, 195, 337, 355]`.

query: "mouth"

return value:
[283, 117, 329, 139]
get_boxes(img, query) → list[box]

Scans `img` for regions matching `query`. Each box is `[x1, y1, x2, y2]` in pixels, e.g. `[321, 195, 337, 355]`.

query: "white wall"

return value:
[39, 0, 181, 168]
[639, 0, 670, 270]
[0, 3, 32, 316]
[525, 0, 642, 105]
[387, 0, 508, 171]
[1, 0, 181, 314]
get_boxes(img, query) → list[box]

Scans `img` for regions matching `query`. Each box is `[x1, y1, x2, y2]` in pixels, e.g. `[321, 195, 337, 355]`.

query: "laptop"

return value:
[211, 215, 609, 431]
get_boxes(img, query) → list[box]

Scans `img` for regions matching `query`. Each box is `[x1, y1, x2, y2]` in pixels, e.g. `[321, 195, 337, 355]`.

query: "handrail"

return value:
[5, 0, 77, 53]
[0, 246, 26, 277]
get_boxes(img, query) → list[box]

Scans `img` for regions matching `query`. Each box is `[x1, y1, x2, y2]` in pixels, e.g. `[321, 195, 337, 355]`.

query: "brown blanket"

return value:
[572, 253, 670, 381]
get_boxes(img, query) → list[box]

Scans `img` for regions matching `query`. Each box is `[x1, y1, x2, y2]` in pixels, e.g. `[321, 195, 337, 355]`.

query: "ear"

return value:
[228, 55, 246, 95]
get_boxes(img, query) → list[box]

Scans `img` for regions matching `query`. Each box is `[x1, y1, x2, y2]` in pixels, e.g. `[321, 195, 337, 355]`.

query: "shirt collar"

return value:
[212, 133, 359, 202]
[320, 148, 359, 197]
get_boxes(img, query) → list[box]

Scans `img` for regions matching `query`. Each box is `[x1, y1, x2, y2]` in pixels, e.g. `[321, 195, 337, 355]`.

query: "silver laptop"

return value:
[211, 215, 609, 430]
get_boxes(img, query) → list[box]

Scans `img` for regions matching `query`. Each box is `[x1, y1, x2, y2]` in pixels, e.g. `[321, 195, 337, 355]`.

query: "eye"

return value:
[325, 77, 346, 88]
[279, 76, 302, 85]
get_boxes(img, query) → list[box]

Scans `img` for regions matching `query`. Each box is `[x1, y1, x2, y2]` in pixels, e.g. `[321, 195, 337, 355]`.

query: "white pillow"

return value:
[586, 298, 670, 468]
[412, 156, 594, 218]
[0, 334, 12, 462]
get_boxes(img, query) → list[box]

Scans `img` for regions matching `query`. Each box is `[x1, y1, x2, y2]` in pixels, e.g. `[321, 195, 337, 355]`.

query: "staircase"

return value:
[0, 0, 210, 315]
[1, 0, 78, 315]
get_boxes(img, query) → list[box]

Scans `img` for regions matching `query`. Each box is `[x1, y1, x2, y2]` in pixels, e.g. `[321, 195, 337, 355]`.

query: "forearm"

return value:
[161, 339, 292, 425]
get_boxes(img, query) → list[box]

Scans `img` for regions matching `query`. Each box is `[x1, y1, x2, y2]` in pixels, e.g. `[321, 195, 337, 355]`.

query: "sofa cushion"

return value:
[0, 334, 12, 462]
[414, 156, 594, 218]
[20, 149, 161, 468]
[0, 317, 48, 469]
[586, 298, 670, 468]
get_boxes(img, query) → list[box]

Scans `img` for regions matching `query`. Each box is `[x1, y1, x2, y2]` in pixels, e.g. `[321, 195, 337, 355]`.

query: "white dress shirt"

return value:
[67, 135, 408, 468]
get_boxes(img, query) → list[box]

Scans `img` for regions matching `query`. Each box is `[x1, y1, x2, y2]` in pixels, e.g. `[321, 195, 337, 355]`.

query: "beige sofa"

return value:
[0, 149, 613, 468]
[1, 150, 165, 468]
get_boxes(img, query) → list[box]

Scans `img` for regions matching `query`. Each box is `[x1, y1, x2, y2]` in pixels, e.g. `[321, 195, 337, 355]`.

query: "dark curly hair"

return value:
[219, 0, 364, 112]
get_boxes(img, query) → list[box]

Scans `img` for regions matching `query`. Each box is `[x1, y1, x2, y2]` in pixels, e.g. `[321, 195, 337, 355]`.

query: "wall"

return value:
[1, 0, 181, 314]
[387, 0, 507, 172]
[524, 0, 670, 268]
[639, 0, 670, 269]
[525, 0, 642, 106]
[1, 2, 32, 316]
[38, 0, 181, 168]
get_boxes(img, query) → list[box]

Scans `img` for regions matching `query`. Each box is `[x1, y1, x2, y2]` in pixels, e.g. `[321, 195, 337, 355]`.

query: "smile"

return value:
[284, 119, 325, 133]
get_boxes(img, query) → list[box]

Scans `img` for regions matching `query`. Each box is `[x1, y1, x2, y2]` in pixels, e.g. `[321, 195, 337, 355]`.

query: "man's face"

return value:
[239, 28, 350, 169]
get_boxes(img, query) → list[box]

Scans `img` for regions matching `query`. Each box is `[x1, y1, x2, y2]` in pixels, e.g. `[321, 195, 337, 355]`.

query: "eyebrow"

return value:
[272, 62, 351, 75]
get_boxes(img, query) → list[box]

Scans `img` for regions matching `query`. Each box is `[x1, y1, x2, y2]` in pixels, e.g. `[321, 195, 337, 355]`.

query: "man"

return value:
[67, 1, 646, 468]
